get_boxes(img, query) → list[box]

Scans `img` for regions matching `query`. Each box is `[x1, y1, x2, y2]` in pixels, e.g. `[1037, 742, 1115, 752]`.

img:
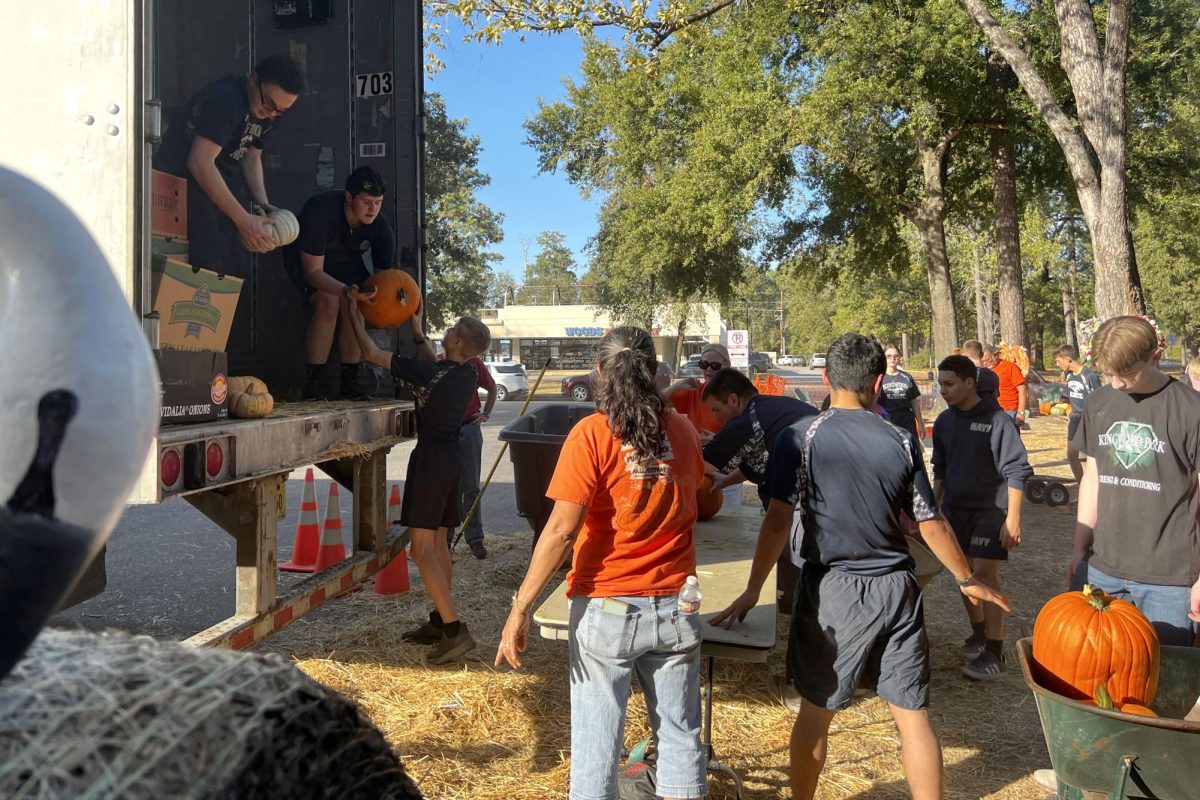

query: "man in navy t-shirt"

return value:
[880, 344, 926, 437]
[712, 333, 1010, 800]
[285, 167, 397, 400]
[1054, 344, 1101, 481]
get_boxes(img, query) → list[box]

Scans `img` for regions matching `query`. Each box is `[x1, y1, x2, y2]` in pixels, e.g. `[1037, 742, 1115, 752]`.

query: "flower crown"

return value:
[1077, 314, 1166, 365]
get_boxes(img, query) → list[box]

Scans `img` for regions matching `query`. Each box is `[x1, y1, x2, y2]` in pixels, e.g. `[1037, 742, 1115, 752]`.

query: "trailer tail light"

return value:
[160, 447, 183, 492]
[206, 442, 224, 478]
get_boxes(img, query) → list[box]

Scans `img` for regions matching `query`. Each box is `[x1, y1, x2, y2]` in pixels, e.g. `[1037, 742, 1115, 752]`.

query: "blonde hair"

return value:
[1186, 355, 1200, 379]
[960, 339, 984, 360]
[1091, 316, 1159, 375]
[455, 316, 492, 358]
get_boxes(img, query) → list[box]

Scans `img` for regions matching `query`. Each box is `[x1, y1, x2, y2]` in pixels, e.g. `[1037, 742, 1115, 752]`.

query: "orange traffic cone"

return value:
[280, 468, 320, 573]
[376, 484, 410, 595]
[313, 483, 347, 572]
[387, 483, 402, 526]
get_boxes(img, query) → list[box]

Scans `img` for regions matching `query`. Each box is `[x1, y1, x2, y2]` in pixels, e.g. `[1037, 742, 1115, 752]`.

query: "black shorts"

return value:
[944, 505, 1008, 561]
[187, 178, 251, 279]
[400, 440, 463, 530]
[789, 564, 930, 711]
[1067, 414, 1081, 446]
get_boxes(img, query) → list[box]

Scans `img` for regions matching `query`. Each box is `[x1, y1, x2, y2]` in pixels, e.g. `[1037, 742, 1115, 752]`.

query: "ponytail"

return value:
[595, 326, 667, 460]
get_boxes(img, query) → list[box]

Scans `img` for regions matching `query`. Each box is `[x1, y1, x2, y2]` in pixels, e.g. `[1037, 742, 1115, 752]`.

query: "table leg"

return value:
[702, 654, 746, 800]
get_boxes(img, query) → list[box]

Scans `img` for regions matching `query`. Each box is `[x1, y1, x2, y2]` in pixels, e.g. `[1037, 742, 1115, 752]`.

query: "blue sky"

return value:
[427, 24, 601, 281]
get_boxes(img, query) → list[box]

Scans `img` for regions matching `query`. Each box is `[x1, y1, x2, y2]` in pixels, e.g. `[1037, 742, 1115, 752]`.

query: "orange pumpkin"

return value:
[696, 476, 724, 521]
[1039, 401, 1053, 415]
[359, 269, 421, 328]
[1032, 584, 1160, 706]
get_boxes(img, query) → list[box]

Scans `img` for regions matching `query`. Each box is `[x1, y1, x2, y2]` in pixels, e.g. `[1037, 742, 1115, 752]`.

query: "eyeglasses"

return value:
[886, 353, 901, 359]
[698, 360, 726, 370]
[257, 79, 287, 116]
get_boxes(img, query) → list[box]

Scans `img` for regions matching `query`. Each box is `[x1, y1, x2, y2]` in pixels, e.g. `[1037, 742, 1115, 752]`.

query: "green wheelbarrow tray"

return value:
[1017, 638, 1200, 799]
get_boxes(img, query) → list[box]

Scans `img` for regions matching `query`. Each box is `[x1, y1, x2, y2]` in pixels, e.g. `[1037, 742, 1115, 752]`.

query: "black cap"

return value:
[346, 166, 386, 197]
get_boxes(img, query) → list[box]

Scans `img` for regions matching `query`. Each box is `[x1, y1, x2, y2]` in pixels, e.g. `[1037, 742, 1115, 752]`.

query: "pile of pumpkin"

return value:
[1032, 584, 1160, 717]
[1039, 399, 1073, 416]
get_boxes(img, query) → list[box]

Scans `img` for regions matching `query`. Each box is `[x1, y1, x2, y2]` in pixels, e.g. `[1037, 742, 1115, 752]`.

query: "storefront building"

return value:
[479, 303, 725, 371]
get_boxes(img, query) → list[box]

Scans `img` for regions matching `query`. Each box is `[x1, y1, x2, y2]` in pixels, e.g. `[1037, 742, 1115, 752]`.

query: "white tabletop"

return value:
[533, 503, 778, 663]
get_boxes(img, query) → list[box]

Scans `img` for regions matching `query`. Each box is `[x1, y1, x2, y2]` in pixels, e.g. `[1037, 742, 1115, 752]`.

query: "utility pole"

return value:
[778, 287, 786, 356]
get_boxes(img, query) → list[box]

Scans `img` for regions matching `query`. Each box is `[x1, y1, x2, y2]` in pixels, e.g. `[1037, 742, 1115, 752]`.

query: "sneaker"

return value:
[1032, 769, 1059, 793]
[340, 379, 370, 401]
[962, 650, 1007, 681]
[428, 623, 476, 665]
[401, 620, 442, 645]
[303, 380, 328, 401]
[960, 634, 986, 660]
[468, 540, 488, 560]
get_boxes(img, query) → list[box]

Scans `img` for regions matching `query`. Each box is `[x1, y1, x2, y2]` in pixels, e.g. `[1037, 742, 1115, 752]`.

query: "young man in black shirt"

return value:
[881, 343, 926, 438]
[1054, 344, 1102, 482]
[933, 355, 1032, 680]
[1067, 316, 1200, 646]
[155, 56, 306, 277]
[348, 300, 493, 664]
[286, 167, 396, 400]
[712, 333, 1010, 800]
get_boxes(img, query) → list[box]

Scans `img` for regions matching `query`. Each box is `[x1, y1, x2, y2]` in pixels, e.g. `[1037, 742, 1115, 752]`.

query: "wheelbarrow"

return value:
[1017, 638, 1200, 799]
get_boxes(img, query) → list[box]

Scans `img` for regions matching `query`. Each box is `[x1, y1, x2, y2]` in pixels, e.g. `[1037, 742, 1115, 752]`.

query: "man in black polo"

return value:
[155, 55, 306, 278]
[287, 167, 396, 400]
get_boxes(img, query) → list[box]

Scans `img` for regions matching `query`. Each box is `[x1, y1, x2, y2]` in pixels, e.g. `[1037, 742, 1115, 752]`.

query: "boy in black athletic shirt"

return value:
[1054, 344, 1101, 482]
[712, 334, 1009, 800]
[933, 355, 1032, 680]
[348, 300, 492, 664]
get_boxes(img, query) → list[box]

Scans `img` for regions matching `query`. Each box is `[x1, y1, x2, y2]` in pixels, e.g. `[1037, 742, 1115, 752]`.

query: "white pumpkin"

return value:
[0, 167, 159, 542]
[268, 208, 300, 247]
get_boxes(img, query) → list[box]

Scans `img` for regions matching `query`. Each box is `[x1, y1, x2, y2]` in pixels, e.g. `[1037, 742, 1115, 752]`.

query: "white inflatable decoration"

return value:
[0, 166, 159, 544]
[268, 208, 300, 247]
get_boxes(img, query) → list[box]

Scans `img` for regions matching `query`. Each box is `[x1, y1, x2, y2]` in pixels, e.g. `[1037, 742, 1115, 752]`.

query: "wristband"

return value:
[342, 283, 355, 298]
[956, 573, 977, 588]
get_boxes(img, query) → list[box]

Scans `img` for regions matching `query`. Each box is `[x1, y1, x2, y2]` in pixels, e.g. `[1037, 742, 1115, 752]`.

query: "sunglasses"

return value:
[698, 360, 726, 370]
[257, 79, 287, 116]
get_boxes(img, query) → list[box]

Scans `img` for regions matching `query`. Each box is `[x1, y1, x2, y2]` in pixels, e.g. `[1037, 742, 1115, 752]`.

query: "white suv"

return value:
[810, 353, 827, 368]
[481, 361, 528, 401]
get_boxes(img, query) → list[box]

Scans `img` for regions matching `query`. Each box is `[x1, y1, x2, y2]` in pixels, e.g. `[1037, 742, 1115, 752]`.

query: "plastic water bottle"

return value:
[679, 576, 702, 614]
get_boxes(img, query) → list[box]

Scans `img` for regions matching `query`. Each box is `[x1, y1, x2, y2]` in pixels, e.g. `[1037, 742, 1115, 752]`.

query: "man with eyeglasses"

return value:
[284, 167, 397, 401]
[155, 55, 306, 279]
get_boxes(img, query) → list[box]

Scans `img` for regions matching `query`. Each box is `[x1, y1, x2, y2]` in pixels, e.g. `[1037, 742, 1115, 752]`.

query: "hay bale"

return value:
[0, 629, 424, 799]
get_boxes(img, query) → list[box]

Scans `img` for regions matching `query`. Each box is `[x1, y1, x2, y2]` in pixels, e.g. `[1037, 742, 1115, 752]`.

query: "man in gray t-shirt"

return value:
[1069, 317, 1200, 646]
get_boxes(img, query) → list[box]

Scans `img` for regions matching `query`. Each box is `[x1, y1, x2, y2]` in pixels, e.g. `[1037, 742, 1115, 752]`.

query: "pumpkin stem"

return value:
[1082, 584, 1110, 612]
[1095, 681, 1116, 710]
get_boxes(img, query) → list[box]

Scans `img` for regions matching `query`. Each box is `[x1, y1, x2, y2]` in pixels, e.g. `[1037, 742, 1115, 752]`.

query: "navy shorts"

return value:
[1067, 414, 1081, 446]
[789, 565, 930, 711]
[400, 440, 463, 530]
[944, 505, 1008, 561]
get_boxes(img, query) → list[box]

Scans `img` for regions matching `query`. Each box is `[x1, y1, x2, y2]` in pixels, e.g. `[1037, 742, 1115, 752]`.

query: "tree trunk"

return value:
[1032, 324, 1045, 370]
[971, 240, 993, 342]
[991, 133, 1026, 346]
[1063, 250, 1079, 349]
[958, 0, 1144, 320]
[914, 147, 959, 359]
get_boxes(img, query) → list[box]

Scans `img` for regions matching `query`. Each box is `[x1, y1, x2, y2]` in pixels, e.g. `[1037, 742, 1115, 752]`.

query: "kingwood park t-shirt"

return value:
[1072, 379, 1200, 585]
[880, 370, 921, 434]
[548, 411, 703, 597]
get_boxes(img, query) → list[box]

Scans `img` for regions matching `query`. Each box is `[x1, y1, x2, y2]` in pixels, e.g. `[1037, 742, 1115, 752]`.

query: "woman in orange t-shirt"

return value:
[496, 326, 707, 800]
[664, 343, 731, 440]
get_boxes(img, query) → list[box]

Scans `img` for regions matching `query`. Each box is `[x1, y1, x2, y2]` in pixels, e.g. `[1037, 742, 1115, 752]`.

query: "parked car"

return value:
[562, 361, 675, 402]
[810, 352, 827, 368]
[749, 351, 772, 375]
[777, 353, 806, 367]
[481, 361, 528, 401]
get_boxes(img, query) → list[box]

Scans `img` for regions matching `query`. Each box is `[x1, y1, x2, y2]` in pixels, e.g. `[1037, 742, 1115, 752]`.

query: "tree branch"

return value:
[957, 0, 1100, 221]
[649, 0, 741, 48]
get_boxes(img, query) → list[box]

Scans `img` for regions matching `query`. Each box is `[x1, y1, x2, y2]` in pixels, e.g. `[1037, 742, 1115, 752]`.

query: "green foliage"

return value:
[515, 231, 580, 303]
[1136, 191, 1200, 345]
[423, 93, 506, 328]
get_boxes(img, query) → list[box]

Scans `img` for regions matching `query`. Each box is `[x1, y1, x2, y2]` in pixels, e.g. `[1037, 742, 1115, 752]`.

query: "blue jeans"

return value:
[568, 595, 707, 800]
[447, 421, 483, 545]
[1087, 564, 1197, 647]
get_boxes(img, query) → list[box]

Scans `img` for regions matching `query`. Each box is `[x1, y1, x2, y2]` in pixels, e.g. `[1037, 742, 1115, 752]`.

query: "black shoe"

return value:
[402, 620, 442, 645]
[340, 379, 370, 401]
[303, 380, 328, 401]
[468, 541, 488, 560]
[428, 623, 476, 665]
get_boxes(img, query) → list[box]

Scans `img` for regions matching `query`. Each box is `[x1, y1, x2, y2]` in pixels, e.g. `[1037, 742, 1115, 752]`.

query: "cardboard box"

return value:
[156, 348, 229, 425]
[151, 170, 188, 239]
[151, 234, 189, 265]
[152, 257, 243, 352]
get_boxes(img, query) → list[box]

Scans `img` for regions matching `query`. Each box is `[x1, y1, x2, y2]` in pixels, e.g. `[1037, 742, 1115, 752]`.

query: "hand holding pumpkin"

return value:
[237, 212, 277, 254]
[346, 284, 377, 304]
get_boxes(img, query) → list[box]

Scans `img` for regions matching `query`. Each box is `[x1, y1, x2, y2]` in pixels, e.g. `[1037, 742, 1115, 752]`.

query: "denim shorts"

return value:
[1087, 564, 1198, 647]
[568, 595, 707, 800]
